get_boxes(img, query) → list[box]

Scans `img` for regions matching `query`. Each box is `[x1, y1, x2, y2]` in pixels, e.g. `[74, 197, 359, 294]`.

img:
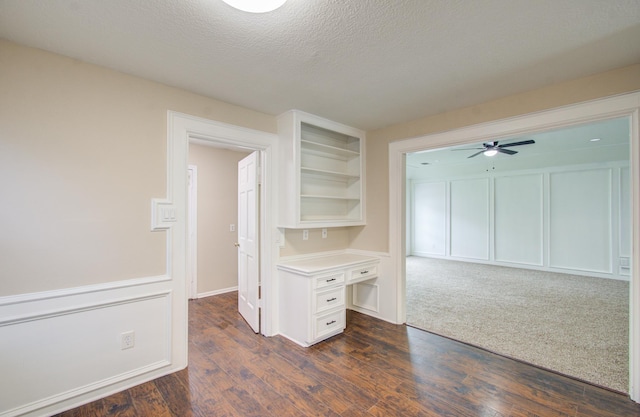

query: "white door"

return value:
[237, 152, 260, 332]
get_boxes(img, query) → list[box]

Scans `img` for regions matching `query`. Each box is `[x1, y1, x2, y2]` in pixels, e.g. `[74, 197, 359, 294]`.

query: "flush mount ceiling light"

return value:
[221, 0, 287, 13]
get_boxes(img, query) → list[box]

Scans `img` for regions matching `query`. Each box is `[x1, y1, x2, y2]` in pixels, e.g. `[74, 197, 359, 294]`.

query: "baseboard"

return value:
[410, 254, 630, 281]
[196, 286, 238, 299]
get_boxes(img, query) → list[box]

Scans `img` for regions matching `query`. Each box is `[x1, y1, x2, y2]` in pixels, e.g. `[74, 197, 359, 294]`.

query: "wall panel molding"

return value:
[0, 290, 171, 327]
[449, 178, 490, 260]
[493, 173, 544, 266]
[0, 275, 171, 308]
[0, 286, 173, 417]
[548, 168, 613, 273]
[410, 163, 627, 280]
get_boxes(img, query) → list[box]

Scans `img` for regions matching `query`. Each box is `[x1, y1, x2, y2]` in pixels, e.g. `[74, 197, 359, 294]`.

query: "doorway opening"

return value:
[166, 111, 280, 341]
[404, 116, 631, 391]
[389, 93, 640, 401]
[187, 139, 263, 332]
[187, 146, 254, 299]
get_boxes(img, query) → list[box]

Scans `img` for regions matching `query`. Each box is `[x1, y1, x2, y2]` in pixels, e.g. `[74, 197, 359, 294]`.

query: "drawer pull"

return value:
[360, 270, 369, 274]
[326, 278, 336, 282]
[326, 320, 336, 326]
[327, 297, 337, 302]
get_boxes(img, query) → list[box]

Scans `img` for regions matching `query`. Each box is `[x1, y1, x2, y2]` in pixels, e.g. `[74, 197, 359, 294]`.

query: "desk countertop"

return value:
[277, 253, 378, 275]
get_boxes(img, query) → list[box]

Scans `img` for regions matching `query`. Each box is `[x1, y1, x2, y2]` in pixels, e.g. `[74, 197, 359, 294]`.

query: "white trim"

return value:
[187, 165, 198, 299]
[389, 92, 640, 401]
[0, 275, 170, 307]
[197, 286, 239, 298]
[630, 104, 640, 402]
[547, 168, 614, 274]
[1, 359, 171, 417]
[0, 283, 176, 416]
[167, 111, 279, 337]
[0, 291, 171, 326]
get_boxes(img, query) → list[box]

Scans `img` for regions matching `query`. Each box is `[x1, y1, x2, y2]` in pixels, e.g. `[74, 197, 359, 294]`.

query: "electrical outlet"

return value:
[121, 331, 135, 350]
[322, 228, 327, 238]
[302, 229, 309, 240]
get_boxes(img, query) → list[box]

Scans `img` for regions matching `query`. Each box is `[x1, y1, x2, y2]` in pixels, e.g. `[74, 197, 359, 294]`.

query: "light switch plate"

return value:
[151, 198, 177, 231]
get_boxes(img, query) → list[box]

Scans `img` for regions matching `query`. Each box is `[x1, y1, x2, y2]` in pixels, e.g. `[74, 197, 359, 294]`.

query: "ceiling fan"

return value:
[454, 139, 535, 158]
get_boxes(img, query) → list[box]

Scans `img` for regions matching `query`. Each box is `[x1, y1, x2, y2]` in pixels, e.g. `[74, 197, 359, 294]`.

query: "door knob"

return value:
[234, 242, 240, 247]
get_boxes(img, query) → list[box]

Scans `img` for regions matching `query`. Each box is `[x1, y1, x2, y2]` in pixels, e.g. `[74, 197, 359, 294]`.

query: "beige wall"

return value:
[0, 39, 276, 296]
[351, 64, 640, 253]
[188, 145, 250, 294]
[2, 38, 639, 296]
[280, 227, 350, 257]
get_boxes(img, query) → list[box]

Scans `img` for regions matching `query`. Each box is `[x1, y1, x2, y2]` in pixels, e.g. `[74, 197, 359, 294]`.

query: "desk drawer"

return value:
[349, 264, 378, 284]
[313, 309, 345, 341]
[315, 272, 345, 289]
[314, 286, 345, 314]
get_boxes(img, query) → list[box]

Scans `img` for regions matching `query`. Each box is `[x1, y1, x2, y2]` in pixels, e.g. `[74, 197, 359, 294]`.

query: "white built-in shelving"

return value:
[278, 110, 366, 228]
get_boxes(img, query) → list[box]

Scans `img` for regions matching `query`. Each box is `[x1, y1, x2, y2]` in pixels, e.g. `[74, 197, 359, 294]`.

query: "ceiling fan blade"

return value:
[467, 150, 485, 158]
[497, 148, 517, 155]
[498, 139, 535, 148]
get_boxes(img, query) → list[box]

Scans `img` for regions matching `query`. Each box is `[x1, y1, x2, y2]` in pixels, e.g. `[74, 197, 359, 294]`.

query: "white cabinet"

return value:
[278, 253, 379, 347]
[278, 110, 366, 228]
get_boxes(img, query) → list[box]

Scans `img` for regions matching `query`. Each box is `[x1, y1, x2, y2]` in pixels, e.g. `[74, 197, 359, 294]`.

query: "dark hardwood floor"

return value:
[55, 292, 640, 416]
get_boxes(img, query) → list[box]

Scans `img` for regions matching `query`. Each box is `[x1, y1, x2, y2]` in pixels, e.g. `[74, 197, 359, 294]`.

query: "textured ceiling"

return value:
[1, 0, 640, 130]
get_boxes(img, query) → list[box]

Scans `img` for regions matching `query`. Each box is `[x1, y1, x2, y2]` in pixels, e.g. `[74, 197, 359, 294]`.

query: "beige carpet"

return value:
[406, 256, 629, 393]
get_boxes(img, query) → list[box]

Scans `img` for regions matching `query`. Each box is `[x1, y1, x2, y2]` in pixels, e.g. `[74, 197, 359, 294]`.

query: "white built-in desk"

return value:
[278, 253, 379, 347]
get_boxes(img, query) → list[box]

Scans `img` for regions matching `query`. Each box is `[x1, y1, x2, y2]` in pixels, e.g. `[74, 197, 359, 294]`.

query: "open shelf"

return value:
[301, 167, 360, 180]
[278, 110, 366, 228]
[301, 140, 360, 159]
[301, 195, 360, 200]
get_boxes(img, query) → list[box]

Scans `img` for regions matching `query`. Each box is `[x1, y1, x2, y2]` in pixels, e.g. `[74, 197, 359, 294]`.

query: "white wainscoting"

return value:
[411, 162, 630, 280]
[0, 110, 202, 417]
[450, 178, 490, 260]
[494, 174, 544, 266]
[412, 181, 446, 256]
[549, 168, 612, 273]
[0, 277, 178, 417]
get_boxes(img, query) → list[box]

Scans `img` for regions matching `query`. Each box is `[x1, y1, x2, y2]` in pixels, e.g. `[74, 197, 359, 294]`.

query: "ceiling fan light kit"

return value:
[460, 139, 536, 158]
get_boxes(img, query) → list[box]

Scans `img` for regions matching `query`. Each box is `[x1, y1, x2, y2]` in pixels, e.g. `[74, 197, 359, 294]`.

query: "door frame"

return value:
[167, 111, 279, 337]
[389, 92, 640, 400]
[187, 164, 198, 299]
